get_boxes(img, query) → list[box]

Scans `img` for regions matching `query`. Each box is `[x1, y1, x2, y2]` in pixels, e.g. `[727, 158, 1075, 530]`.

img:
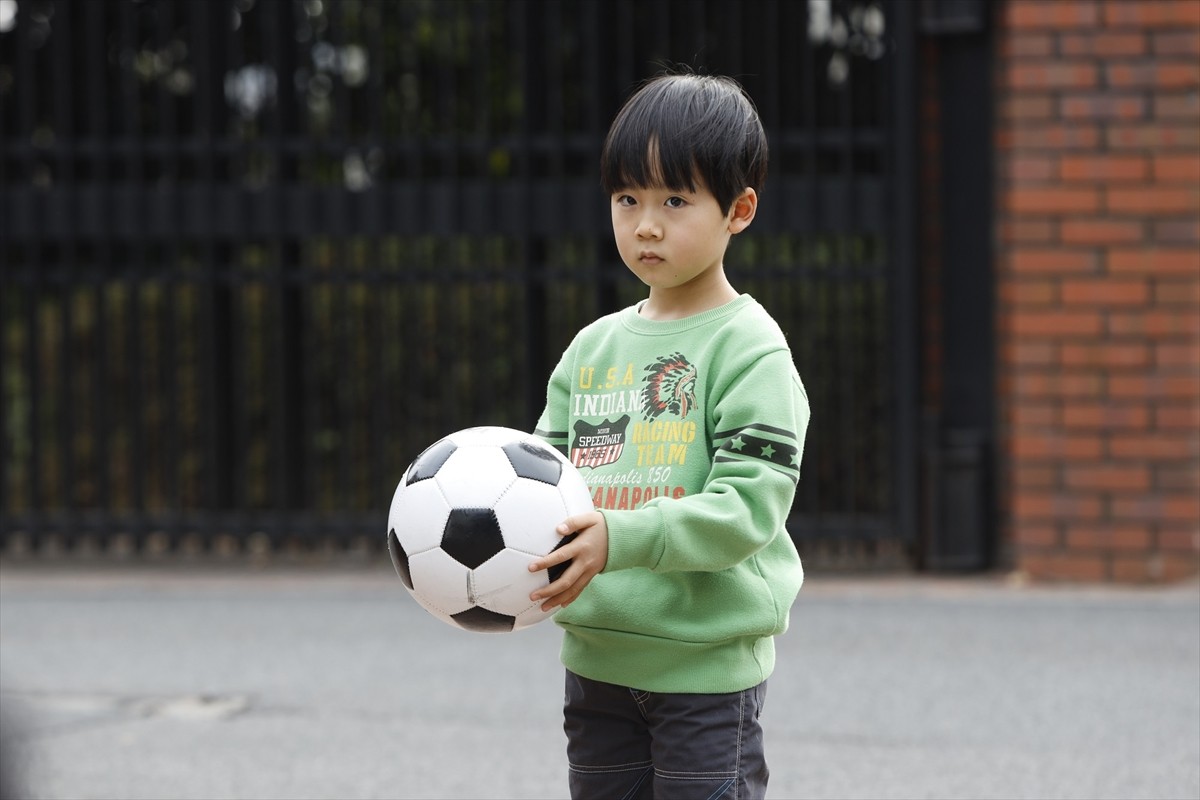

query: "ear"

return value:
[727, 188, 758, 234]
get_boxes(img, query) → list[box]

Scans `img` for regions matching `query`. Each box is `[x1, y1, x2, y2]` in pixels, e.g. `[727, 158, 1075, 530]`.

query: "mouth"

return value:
[638, 252, 664, 265]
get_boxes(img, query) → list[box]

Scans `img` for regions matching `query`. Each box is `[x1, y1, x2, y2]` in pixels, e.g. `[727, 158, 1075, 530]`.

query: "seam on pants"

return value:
[629, 687, 650, 721]
[569, 760, 653, 774]
[734, 687, 746, 800]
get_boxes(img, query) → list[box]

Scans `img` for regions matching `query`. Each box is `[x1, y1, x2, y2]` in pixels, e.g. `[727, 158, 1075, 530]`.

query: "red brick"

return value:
[1060, 93, 1147, 120]
[1110, 375, 1200, 400]
[1108, 309, 1200, 336]
[1113, 494, 1200, 522]
[1104, 0, 1200, 28]
[1065, 465, 1151, 491]
[1159, 554, 1200, 581]
[1110, 555, 1156, 582]
[1107, 248, 1200, 275]
[1008, 401, 1058, 429]
[1015, 371, 1105, 398]
[1153, 155, 1200, 182]
[1157, 465, 1200, 492]
[1013, 525, 1061, 548]
[1019, 552, 1108, 581]
[1157, 403, 1200, 430]
[1016, 466, 1058, 488]
[1110, 433, 1199, 459]
[1005, 62, 1100, 91]
[1003, 341, 1059, 368]
[1006, 155, 1058, 182]
[1113, 551, 1200, 583]
[1060, 342, 1151, 369]
[1012, 491, 1106, 521]
[1000, 95, 1056, 121]
[1001, 280, 1058, 305]
[1107, 186, 1200, 215]
[1106, 62, 1200, 90]
[1153, 93, 1200, 119]
[1007, 187, 1101, 214]
[1062, 402, 1150, 429]
[1010, 433, 1104, 459]
[1002, 32, 1057, 58]
[1106, 123, 1200, 149]
[1060, 155, 1147, 182]
[1152, 30, 1200, 57]
[1159, 527, 1200, 553]
[1000, 124, 1102, 150]
[1154, 342, 1200, 368]
[1008, 0, 1102, 28]
[1065, 525, 1154, 551]
[1059, 31, 1147, 57]
[1153, 281, 1200, 306]
[1061, 279, 1149, 306]
[1009, 309, 1104, 336]
[1153, 219, 1200, 244]
[1000, 219, 1057, 244]
[1060, 219, 1144, 245]
[1005, 249, 1099, 274]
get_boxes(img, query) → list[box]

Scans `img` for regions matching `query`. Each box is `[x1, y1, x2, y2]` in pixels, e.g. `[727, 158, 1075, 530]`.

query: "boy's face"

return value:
[610, 180, 752, 294]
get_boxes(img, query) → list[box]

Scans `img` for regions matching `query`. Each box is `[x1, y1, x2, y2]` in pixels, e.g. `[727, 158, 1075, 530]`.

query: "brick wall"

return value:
[994, 0, 1200, 581]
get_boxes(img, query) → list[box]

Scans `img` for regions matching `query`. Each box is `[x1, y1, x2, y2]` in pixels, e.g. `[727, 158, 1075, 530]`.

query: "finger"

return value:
[528, 531, 579, 573]
[531, 562, 583, 605]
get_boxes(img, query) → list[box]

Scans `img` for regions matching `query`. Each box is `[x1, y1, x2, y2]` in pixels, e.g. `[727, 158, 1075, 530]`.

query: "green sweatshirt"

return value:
[535, 294, 810, 693]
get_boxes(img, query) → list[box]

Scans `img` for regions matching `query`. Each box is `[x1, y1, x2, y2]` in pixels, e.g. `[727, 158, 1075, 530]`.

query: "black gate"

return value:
[0, 0, 917, 562]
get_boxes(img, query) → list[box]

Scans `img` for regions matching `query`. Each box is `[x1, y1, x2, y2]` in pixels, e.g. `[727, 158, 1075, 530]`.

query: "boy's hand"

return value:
[528, 511, 608, 612]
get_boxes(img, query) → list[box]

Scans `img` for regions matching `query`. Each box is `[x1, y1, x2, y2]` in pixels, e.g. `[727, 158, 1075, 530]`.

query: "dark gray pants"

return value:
[564, 670, 769, 800]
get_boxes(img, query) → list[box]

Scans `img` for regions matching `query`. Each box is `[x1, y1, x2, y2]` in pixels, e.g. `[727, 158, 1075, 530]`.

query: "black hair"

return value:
[600, 72, 769, 214]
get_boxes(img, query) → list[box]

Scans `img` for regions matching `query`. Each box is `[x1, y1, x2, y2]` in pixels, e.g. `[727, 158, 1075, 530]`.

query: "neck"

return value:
[640, 271, 739, 321]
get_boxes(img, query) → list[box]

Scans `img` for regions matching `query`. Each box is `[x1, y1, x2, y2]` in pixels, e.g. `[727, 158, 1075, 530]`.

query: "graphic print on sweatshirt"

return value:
[568, 353, 698, 510]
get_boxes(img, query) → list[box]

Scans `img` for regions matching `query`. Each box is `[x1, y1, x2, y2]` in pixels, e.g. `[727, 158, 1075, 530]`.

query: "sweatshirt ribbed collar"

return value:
[620, 294, 754, 336]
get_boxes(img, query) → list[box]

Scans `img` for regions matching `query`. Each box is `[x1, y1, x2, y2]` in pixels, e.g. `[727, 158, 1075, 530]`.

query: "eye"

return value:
[615, 194, 636, 207]
[665, 196, 687, 209]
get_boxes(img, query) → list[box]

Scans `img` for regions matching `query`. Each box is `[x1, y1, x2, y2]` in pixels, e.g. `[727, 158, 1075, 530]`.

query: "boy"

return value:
[529, 72, 810, 799]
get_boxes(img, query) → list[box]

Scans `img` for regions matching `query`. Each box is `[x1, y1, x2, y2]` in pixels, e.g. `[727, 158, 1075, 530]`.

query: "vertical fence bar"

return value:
[194, 0, 235, 535]
[839, 7, 859, 540]
[52, 0, 75, 542]
[123, 1, 148, 545]
[887, 0, 919, 550]
[366, 0, 388, 514]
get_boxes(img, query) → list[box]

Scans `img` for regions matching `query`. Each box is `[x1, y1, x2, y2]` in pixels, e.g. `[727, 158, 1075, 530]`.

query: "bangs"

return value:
[601, 131, 702, 196]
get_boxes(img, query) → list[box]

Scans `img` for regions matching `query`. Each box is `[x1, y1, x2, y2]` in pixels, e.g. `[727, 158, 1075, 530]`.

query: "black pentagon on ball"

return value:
[452, 606, 516, 633]
[502, 441, 563, 485]
[441, 508, 506, 569]
[387, 529, 414, 590]
[406, 438, 458, 485]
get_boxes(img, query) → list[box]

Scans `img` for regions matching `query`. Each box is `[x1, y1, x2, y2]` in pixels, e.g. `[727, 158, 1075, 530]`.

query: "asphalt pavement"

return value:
[0, 563, 1197, 800]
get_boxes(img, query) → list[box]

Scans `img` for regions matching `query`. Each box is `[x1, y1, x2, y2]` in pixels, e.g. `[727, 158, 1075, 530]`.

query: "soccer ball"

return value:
[386, 426, 595, 633]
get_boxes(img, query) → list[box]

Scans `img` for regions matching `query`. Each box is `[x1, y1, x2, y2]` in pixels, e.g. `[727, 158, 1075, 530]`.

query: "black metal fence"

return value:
[1, 0, 917, 561]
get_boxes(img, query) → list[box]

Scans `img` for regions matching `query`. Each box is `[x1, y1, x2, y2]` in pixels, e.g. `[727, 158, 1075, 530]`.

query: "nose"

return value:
[635, 213, 662, 240]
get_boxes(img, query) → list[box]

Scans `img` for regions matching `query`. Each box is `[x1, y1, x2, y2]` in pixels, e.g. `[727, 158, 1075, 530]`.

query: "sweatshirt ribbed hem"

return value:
[559, 622, 775, 694]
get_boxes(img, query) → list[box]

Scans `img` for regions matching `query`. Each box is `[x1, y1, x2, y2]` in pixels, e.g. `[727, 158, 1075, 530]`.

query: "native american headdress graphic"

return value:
[642, 352, 698, 420]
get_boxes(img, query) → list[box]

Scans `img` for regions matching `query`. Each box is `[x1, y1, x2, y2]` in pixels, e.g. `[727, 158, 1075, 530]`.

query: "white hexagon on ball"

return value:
[433, 445, 516, 509]
[471, 548, 546, 622]
[387, 477, 451, 557]
[492, 477, 569, 556]
[408, 548, 473, 617]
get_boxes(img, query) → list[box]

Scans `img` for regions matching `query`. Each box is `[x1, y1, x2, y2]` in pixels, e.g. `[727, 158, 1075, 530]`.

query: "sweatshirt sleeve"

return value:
[534, 338, 575, 458]
[602, 349, 810, 574]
